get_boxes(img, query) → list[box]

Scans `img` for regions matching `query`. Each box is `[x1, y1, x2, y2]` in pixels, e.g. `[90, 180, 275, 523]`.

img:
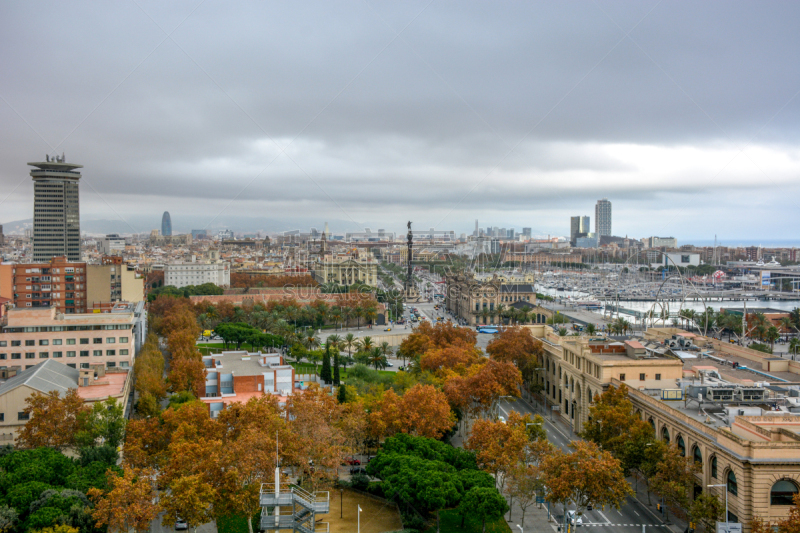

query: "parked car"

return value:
[385, 362, 394, 367]
[567, 510, 582, 526]
[343, 458, 361, 465]
[175, 517, 188, 531]
[349, 466, 367, 475]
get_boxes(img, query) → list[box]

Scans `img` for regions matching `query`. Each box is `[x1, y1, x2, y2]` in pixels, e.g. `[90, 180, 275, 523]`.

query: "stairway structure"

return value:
[259, 481, 330, 533]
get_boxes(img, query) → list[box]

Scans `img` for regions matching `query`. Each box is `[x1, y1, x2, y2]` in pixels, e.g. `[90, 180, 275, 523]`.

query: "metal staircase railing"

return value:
[259, 483, 330, 532]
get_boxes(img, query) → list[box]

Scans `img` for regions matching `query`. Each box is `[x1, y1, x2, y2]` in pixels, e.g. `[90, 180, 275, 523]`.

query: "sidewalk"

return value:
[628, 474, 688, 533]
[506, 494, 558, 532]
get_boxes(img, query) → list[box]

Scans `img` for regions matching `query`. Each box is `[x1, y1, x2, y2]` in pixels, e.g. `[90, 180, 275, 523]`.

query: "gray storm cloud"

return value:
[1, 1, 799, 238]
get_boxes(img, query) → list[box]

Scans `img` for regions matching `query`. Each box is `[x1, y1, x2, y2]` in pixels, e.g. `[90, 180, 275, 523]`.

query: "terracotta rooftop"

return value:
[77, 371, 129, 401]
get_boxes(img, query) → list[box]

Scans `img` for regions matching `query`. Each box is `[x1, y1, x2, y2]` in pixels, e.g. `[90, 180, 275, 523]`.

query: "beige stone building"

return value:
[529, 324, 800, 529]
[445, 272, 540, 325]
[312, 257, 378, 287]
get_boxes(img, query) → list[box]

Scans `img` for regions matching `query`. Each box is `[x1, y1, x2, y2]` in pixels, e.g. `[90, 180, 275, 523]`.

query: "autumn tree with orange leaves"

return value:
[16, 389, 90, 451]
[541, 440, 632, 520]
[420, 343, 482, 378]
[486, 326, 544, 382]
[370, 384, 455, 440]
[88, 467, 160, 533]
[285, 384, 347, 492]
[466, 411, 532, 492]
[397, 321, 478, 365]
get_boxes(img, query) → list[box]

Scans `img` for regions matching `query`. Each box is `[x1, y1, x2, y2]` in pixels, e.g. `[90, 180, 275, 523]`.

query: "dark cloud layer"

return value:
[2, 1, 800, 238]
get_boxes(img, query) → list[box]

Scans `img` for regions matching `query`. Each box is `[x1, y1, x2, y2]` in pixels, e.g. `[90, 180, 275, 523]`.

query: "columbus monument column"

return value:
[404, 221, 420, 302]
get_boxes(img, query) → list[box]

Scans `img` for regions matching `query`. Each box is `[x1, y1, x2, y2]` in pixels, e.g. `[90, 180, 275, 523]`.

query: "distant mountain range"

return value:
[1, 216, 370, 237]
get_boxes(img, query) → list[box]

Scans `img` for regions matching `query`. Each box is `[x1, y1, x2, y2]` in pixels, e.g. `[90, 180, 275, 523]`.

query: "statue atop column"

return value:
[404, 221, 420, 302]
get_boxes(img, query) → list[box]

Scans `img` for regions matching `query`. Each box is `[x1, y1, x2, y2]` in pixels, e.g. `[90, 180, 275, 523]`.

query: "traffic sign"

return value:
[716, 522, 742, 533]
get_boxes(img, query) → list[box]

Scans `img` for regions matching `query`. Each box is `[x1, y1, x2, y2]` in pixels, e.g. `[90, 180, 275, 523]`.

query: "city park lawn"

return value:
[423, 509, 512, 533]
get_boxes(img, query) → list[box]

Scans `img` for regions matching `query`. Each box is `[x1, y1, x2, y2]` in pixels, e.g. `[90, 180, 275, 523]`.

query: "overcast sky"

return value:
[2, 1, 800, 241]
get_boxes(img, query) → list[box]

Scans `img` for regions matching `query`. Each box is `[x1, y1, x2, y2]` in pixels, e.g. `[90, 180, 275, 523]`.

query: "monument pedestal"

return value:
[404, 287, 422, 303]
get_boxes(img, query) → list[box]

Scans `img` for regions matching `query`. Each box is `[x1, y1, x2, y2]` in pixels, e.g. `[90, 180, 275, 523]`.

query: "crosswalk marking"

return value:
[579, 522, 667, 527]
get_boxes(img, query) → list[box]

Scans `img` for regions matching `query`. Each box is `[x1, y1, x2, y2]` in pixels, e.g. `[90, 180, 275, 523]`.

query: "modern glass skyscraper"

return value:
[595, 198, 612, 236]
[29, 155, 82, 262]
[161, 211, 172, 236]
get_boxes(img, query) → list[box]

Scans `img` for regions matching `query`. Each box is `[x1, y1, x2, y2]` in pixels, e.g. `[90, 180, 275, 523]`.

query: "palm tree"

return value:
[354, 306, 365, 330]
[368, 347, 387, 370]
[364, 306, 377, 328]
[326, 334, 342, 352]
[779, 316, 795, 340]
[766, 326, 781, 352]
[303, 332, 320, 352]
[343, 333, 356, 357]
[480, 308, 490, 325]
[496, 304, 507, 325]
[342, 306, 354, 329]
[747, 312, 769, 341]
[789, 338, 800, 360]
[379, 341, 392, 359]
[360, 336, 375, 352]
[585, 323, 597, 336]
[330, 307, 342, 330]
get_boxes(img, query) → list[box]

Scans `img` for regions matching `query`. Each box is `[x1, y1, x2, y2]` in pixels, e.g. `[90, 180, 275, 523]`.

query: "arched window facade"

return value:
[727, 470, 738, 496]
[677, 436, 686, 457]
[771, 480, 799, 506]
[693, 445, 702, 466]
[662, 426, 670, 443]
[711, 456, 718, 478]
[648, 418, 655, 430]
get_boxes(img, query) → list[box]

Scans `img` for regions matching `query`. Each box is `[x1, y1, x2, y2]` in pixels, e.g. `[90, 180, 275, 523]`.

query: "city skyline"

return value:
[2, 2, 800, 241]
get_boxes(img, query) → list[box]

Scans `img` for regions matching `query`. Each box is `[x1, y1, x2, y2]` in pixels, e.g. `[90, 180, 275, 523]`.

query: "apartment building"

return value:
[0, 306, 144, 371]
[0, 256, 87, 313]
[98, 234, 126, 256]
[530, 324, 800, 528]
[86, 259, 144, 306]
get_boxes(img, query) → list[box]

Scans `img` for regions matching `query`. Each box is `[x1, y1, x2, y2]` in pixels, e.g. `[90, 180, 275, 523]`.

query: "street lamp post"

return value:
[708, 484, 729, 528]
[358, 504, 362, 533]
[517, 525, 523, 533]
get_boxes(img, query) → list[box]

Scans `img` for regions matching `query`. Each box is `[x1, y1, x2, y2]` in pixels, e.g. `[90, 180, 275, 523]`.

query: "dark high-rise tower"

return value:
[29, 154, 82, 262]
[161, 211, 172, 237]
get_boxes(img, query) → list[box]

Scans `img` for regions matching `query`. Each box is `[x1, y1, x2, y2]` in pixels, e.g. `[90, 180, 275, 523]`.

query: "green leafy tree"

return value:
[458, 486, 509, 533]
[649, 444, 698, 520]
[337, 385, 347, 404]
[690, 493, 725, 532]
[75, 398, 127, 449]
